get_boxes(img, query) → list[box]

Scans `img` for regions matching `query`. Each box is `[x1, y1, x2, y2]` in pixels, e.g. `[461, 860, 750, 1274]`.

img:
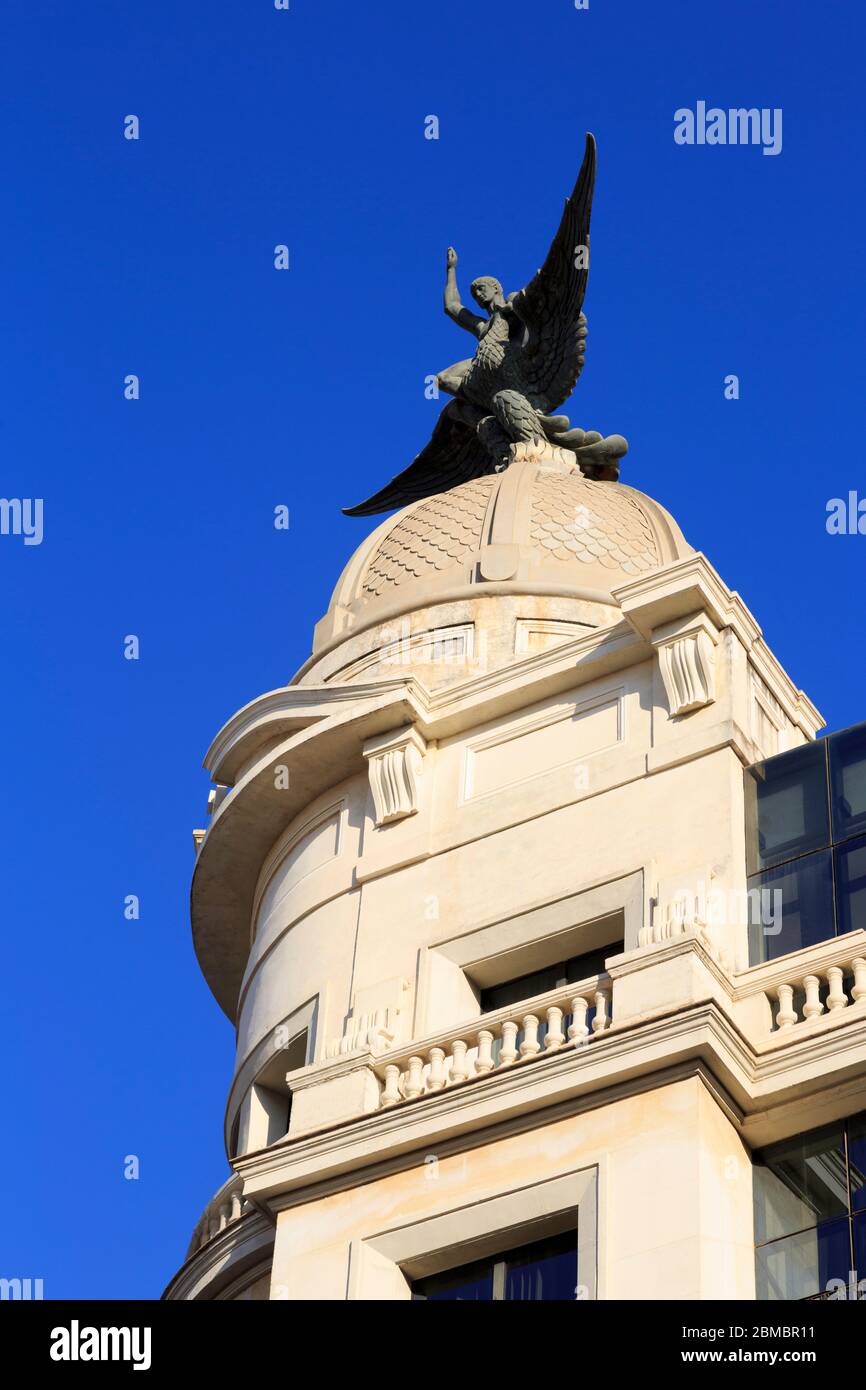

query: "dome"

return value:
[361, 472, 677, 598]
[299, 456, 692, 686]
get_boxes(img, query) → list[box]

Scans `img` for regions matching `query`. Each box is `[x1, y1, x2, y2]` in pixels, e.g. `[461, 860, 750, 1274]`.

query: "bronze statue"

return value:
[344, 133, 627, 517]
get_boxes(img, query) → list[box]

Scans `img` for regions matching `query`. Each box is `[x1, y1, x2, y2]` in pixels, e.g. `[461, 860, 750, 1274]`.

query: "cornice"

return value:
[614, 552, 823, 737]
[232, 995, 866, 1209]
[161, 1210, 274, 1302]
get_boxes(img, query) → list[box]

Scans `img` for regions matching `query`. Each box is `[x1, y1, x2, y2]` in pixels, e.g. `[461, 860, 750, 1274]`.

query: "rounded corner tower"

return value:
[167, 441, 839, 1305]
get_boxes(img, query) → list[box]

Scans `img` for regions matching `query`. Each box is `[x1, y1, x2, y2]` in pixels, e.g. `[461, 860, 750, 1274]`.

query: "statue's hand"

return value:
[446, 246, 458, 269]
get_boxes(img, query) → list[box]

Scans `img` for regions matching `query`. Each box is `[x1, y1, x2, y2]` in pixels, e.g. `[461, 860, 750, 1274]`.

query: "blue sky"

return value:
[1, 0, 864, 1299]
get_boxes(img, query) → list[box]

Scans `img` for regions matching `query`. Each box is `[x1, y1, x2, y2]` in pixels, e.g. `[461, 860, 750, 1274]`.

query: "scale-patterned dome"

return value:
[340, 462, 688, 607]
[361, 478, 496, 598]
[300, 457, 692, 685]
[529, 472, 661, 572]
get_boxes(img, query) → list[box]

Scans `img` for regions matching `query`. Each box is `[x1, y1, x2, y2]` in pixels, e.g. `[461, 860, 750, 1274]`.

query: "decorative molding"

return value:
[462, 687, 622, 802]
[163, 1204, 275, 1302]
[207, 784, 230, 817]
[331, 623, 475, 685]
[641, 866, 729, 969]
[324, 1009, 397, 1060]
[350, 1164, 598, 1300]
[750, 672, 787, 757]
[363, 725, 427, 826]
[652, 612, 719, 716]
[614, 553, 824, 739]
[234, 977, 866, 1210]
[325, 978, 410, 1059]
[514, 617, 595, 656]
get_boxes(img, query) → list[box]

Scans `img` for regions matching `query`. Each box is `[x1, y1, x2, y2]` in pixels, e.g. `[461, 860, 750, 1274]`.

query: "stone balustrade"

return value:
[770, 954, 866, 1032]
[376, 975, 612, 1109]
[186, 1172, 249, 1258]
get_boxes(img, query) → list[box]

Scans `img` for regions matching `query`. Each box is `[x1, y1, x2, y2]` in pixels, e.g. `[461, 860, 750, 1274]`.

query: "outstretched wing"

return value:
[511, 132, 596, 411]
[342, 401, 492, 517]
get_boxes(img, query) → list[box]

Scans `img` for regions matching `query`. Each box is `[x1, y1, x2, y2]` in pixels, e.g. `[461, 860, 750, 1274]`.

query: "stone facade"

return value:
[164, 459, 866, 1302]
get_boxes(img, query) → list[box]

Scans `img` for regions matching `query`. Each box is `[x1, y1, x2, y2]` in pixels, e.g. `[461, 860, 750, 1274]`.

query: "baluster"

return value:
[544, 1005, 565, 1050]
[230, 1189, 243, 1221]
[568, 996, 590, 1043]
[499, 1020, 519, 1066]
[827, 966, 848, 1012]
[450, 1039, 469, 1083]
[775, 983, 797, 1030]
[851, 957, 866, 1002]
[802, 974, 824, 1021]
[592, 989, 610, 1033]
[475, 1029, 494, 1074]
[404, 1055, 425, 1099]
[218, 1202, 230, 1231]
[208, 1215, 219, 1241]
[427, 1047, 446, 1091]
[381, 1063, 402, 1107]
[519, 1014, 540, 1057]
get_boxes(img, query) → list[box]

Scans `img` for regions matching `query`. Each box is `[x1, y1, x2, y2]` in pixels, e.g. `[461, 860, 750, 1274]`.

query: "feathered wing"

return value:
[510, 132, 596, 411]
[342, 400, 493, 517]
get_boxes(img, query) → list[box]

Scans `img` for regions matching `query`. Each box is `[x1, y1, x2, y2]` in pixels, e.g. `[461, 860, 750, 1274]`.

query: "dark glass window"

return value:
[756, 1220, 850, 1302]
[829, 723, 866, 845]
[744, 721, 866, 966]
[479, 944, 621, 1014]
[855, 1215, 866, 1294]
[481, 965, 565, 1013]
[754, 1113, 866, 1300]
[747, 851, 834, 966]
[411, 1228, 577, 1302]
[745, 741, 830, 875]
[410, 1255, 494, 1302]
[503, 1231, 578, 1302]
[753, 1123, 847, 1246]
[850, 1113, 866, 1213]
[835, 834, 866, 938]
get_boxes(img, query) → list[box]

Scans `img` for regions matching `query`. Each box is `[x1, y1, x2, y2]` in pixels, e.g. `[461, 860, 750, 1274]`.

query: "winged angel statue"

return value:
[344, 134, 627, 517]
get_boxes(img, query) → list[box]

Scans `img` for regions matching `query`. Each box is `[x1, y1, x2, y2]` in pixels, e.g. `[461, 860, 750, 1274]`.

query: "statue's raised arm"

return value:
[443, 247, 485, 337]
[344, 132, 627, 518]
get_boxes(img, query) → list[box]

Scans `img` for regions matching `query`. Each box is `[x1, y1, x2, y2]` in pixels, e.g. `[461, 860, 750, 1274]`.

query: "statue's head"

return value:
[470, 276, 503, 311]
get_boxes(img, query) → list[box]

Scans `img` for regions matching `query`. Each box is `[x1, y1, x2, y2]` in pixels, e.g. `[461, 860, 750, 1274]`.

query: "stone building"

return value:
[164, 455, 866, 1301]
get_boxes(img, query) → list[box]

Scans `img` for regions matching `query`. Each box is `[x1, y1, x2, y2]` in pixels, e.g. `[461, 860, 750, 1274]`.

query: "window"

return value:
[746, 852, 834, 964]
[753, 1112, 866, 1300]
[236, 1028, 308, 1155]
[476, 944, 619, 1054]
[744, 719, 866, 964]
[836, 835, 866, 937]
[352, 1168, 597, 1301]
[479, 944, 620, 1014]
[411, 1229, 577, 1301]
[745, 741, 829, 875]
[830, 723, 866, 844]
